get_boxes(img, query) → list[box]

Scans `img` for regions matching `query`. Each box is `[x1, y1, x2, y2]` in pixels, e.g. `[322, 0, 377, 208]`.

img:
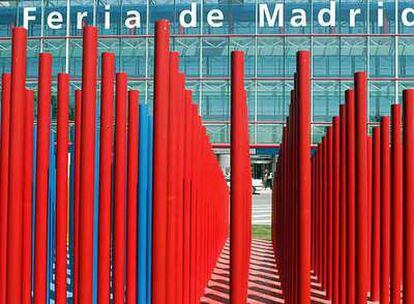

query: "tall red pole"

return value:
[166, 52, 179, 304]
[297, 50, 311, 303]
[339, 104, 347, 304]
[6, 27, 26, 303]
[332, 116, 340, 304]
[114, 72, 128, 304]
[73, 89, 82, 304]
[371, 127, 381, 301]
[390, 104, 403, 304]
[152, 20, 170, 304]
[403, 89, 414, 304]
[22, 89, 34, 304]
[230, 50, 247, 304]
[380, 117, 391, 304]
[56, 73, 70, 304]
[0, 73, 11, 304]
[34, 52, 52, 304]
[126, 90, 139, 304]
[345, 89, 356, 304]
[354, 72, 368, 304]
[98, 52, 115, 304]
[78, 26, 98, 304]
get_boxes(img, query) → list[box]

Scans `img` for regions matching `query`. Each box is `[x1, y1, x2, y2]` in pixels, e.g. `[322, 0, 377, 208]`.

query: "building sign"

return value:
[20, 1, 414, 31]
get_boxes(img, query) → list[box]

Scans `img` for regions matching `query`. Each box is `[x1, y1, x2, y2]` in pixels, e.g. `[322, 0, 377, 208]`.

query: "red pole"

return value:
[34, 52, 52, 304]
[0, 73, 11, 304]
[332, 116, 340, 304]
[114, 72, 128, 304]
[380, 116, 391, 304]
[6, 27, 26, 303]
[339, 105, 347, 304]
[126, 90, 139, 304]
[371, 127, 381, 301]
[22, 89, 34, 304]
[166, 52, 179, 304]
[98, 52, 115, 304]
[345, 89, 356, 303]
[230, 50, 246, 304]
[78, 26, 98, 304]
[390, 104, 403, 304]
[297, 51, 311, 303]
[403, 89, 414, 304]
[73, 89, 82, 304]
[151, 20, 170, 304]
[56, 73, 70, 304]
[354, 72, 368, 304]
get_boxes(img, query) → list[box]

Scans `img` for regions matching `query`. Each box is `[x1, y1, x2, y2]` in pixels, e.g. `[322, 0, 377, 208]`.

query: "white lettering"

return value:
[47, 11, 63, 30]
[349, 9, 361, 27]
[207, 9, 224, 27]
[179, 3, 197, 28]
[318, 0, 336, 27]
[259, 4, 284, 27]
[23, 7, 36, 29]
[77, 11, 88, 29]
[402, 8, 414, 26]
[105, 5, 111, 29]
[125, 10, 141, 29]
[378, 1, 384, 27]
[291, 8, 307, 27]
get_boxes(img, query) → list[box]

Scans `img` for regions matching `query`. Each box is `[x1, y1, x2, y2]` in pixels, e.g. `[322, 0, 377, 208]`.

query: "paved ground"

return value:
[252, 189, 272, 225]
[201, 239, 330, 304]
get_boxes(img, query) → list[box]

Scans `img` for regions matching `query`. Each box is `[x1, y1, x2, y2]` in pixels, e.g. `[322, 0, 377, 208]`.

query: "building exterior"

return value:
[0, 0, 413, 147]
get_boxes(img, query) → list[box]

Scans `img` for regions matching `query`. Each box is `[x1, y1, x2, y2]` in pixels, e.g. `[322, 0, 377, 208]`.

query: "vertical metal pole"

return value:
[113, 72, 128, 304]
[339, 105, 347, 304]
[73, 89, 82, 304]
[230, 50, 247, 304]
[98, 52, 115, 304]
[78, 26, 98, 304]
[297, 50, 311, 304]
[403, 89, 414, 304]
[380, 116, 391, 304]
[6, 27, 26, 304]
[166, 52, 179, 304]
[34, 52, 52, 304]
[354, 72, 369, 304]
[22, 89, 34, 304]
[56, 73, 70, 304]
[390, 104, 403, 304]
[332, 116, 340, 304]
[346, 89, 356, 304]
[151, 20, 170, 304]
[371, 126, 381, 302]
[127, 90, 139, 304]
[0, 73, 11, 304]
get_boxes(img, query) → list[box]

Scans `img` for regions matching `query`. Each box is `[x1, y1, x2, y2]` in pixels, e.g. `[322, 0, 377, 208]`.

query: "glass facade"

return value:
[0, 0, 414, 145]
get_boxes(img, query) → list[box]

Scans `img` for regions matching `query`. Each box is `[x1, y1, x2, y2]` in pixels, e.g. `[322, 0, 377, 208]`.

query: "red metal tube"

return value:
[73, 89, 82, 304]
[390, 104, 403, 304]
[6, 27, 26, 303]
[345, 89, 356, 303]
[0, 73, 11, 304]
[354, 72, 369, 304]
[126, 90, 139, 304]
[78, 26, 98, 304]
[98, 52, 115, 304]
[151, 20, 170, 304]
[380, 116, 391, 304]
[371, 127, 381, 301]
[22, 89, 34, 304]
[297, 51, 311, 303]
[34, 52, 52, 304]
[403, 89, 414, 303]
[230, 50, 248, 304]
[166, 52, 179, 304]
[114, 72, 128, 304]
[332, 117, 340, 304]
[56, 73, 70, 304]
